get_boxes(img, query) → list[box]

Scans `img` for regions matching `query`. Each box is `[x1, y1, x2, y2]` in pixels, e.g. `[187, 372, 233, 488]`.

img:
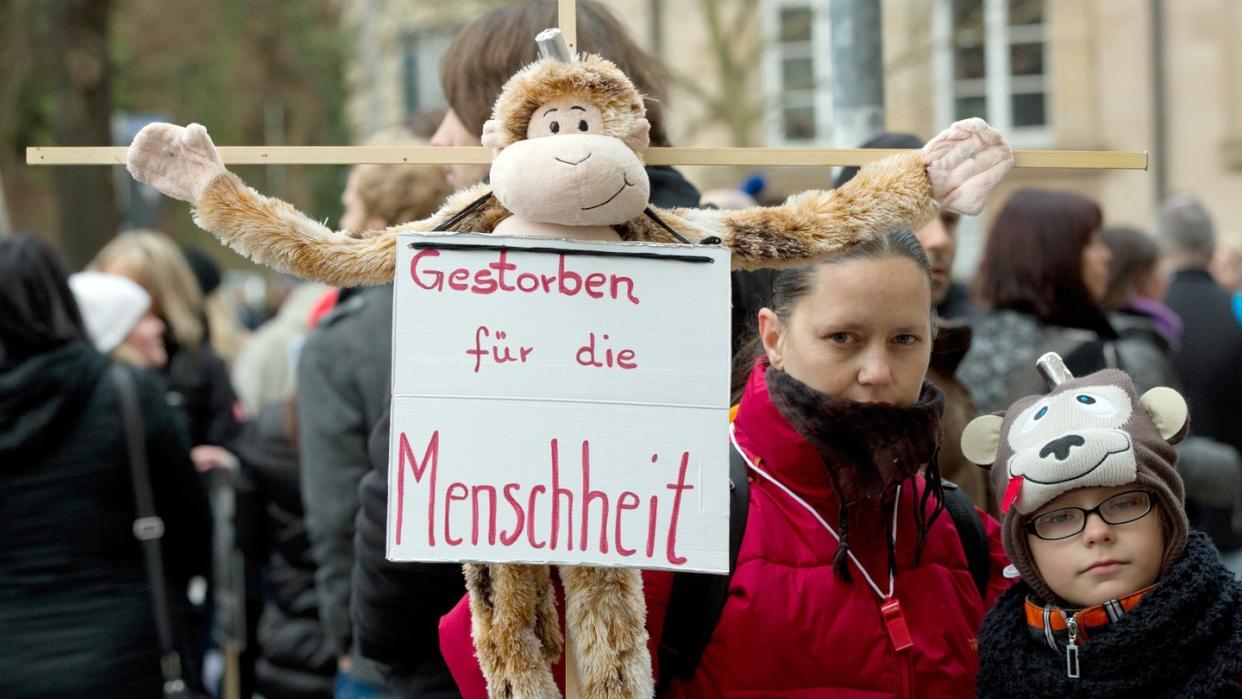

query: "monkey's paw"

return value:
[922, 118, 1013, 216]
[126, 122, 226, 204]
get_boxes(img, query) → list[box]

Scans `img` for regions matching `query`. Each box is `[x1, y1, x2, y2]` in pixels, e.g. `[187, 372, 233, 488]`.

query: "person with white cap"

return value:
[69, 270, 168, 369]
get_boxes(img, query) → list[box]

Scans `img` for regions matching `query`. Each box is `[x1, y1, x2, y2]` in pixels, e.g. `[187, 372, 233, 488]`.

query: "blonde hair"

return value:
[92, 230, 205, 352]
[352, 128, 452, 226]
[111, 342, 156, 369]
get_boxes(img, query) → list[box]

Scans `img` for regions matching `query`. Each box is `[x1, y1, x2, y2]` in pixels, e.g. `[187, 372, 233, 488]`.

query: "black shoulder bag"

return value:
[111, 365, 194, 699]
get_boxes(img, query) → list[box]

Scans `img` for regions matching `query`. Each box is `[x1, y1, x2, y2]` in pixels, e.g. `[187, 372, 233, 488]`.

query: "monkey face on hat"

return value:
[961, 355, 1191, 603]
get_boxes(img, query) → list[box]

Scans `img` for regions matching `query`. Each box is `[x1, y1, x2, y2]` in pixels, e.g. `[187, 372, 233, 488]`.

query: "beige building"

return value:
[342, 0, 1242, 273]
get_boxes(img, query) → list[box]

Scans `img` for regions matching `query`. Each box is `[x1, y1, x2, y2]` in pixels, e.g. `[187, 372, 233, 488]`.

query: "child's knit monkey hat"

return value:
[961, 353, 1191, 604]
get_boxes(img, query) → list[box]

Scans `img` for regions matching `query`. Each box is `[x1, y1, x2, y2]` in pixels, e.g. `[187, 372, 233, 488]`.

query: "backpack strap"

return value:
[942, 479, 991, 601]
[657, 442, 750, 689]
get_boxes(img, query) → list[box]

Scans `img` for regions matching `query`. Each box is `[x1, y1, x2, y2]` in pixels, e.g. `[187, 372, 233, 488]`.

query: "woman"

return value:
[959, 189, 1116, 413]
[93, 230, 242, 450]
[0, 235, 211, 697]
[439, 230, 1013, 696]
[70, 270, 169, 369]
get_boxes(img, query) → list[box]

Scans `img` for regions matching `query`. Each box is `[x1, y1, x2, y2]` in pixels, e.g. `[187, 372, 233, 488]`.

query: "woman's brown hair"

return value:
[440, 0, 671, 145]
[975, 189, 1105, 329]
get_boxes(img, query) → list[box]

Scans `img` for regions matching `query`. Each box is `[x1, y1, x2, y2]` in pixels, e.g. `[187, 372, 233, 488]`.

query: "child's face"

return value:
[1026, 485, 1165, 608]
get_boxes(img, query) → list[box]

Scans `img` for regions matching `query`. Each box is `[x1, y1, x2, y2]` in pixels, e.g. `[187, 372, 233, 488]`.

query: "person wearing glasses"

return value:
[966, 361, 1242, 697]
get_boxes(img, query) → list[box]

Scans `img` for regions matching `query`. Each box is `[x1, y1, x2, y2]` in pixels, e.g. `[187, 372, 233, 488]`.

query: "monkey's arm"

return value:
[646, 150, 936, 270]
[637, 118, 1012, 270]
[192, 172, 489, 286]
[127, 122, 486, 287]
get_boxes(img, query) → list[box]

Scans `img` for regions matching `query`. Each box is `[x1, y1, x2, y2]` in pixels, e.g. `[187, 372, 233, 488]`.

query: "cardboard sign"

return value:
[387, 233, 731, 573]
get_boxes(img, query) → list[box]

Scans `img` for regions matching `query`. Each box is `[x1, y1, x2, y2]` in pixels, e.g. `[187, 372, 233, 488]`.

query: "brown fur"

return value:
[561, 566, 652, 698]
[466, 563, 563, 697]
[191, 149, 934, 287]
[492, 54, 645, 148]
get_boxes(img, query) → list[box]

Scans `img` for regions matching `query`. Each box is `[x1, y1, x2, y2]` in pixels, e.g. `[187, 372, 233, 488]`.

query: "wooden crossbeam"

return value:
[26, 145, 1148, 170]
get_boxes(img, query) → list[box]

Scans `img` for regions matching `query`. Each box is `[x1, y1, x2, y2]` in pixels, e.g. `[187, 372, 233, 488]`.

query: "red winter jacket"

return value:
[440, 362, 1012, 697]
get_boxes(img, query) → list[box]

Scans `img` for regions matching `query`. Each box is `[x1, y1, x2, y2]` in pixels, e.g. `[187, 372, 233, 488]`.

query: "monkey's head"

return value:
[481, 54, 652, 227]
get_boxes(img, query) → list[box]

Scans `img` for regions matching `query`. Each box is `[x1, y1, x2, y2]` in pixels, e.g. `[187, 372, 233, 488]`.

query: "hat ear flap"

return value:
[961, 413, 1005, 467]
[1140, 386, 1190, 444]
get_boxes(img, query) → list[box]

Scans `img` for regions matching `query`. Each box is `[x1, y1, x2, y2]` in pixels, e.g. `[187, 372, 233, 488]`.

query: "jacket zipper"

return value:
[1065, 614, 1080, 679]
[899, 648, 916, 698]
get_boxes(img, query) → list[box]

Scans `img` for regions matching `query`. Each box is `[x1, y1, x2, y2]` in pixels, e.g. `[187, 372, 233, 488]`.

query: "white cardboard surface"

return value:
[387, 233, 731, 573]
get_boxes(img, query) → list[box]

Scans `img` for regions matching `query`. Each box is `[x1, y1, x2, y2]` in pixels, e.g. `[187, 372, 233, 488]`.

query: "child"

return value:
[965, 354, 1242, 697]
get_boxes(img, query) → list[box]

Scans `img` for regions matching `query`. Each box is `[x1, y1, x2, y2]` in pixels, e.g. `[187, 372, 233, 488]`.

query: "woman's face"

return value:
[1027, 484, 1165, 607]
[1081, 229, 1113, 304]
[758, 257, 933, 405]
[124, 312, 168, 368]
[430, 108, 489, 190]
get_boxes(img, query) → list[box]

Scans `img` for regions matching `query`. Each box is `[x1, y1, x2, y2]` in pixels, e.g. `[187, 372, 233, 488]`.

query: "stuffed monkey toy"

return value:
[127, 44, 1014, 699]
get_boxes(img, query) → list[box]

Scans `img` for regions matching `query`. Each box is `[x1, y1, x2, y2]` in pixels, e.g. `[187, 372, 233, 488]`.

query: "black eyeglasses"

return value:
[1025, 490, 1155, 541]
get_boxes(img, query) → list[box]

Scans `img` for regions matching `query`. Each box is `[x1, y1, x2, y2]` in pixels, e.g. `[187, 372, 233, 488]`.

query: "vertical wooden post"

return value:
[559, 0, 577, 54]
[559, 8, 580, 699]
[558, 3, 581, 696]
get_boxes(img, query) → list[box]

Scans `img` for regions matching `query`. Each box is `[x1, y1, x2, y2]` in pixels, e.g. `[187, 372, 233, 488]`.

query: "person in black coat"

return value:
[0, 235, 212, 698]
[1156, 196, 1242, 562]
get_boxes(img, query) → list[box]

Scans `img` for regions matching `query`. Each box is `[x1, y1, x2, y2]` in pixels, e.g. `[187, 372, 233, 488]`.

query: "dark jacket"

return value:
[927, 320, 991, 511]
[977, 532, 1242, 698]
[234, 403, 336, 699]
[0, 342, 211, 698]
[1165, 269, 1242, 456]
[959, 308, 1120, 414]
[166, 340, 242, 447]
[1159, 270, 1242, 553]
[1110, 302, 1242, 545]
[937, 280, 975, 321]
[349, 165, 702, 697]
[297, 283, 395, 687]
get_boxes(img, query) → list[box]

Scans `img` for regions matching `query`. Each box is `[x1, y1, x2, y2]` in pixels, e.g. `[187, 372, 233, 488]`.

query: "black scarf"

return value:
[977, 532, 1242, 698]
[764, 366, 945, 580]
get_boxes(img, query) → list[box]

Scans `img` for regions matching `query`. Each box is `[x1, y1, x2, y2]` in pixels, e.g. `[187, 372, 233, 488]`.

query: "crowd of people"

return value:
[3, 1, 1242, 697]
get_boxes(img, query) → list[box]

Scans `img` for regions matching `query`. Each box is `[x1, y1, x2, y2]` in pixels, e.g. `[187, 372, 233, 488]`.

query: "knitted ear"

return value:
[961, 413, 1005, 466]
[1139, 386, 1190, 443]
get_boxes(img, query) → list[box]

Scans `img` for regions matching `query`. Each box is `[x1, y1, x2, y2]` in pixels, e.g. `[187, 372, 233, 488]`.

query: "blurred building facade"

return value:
[341, 0, 1242, 275]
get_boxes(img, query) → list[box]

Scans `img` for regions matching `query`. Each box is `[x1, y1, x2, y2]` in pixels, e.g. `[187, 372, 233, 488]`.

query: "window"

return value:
[401, 32, 451, 119]
[934, 0, 1049, 143]
[762, 1, 832, 145]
